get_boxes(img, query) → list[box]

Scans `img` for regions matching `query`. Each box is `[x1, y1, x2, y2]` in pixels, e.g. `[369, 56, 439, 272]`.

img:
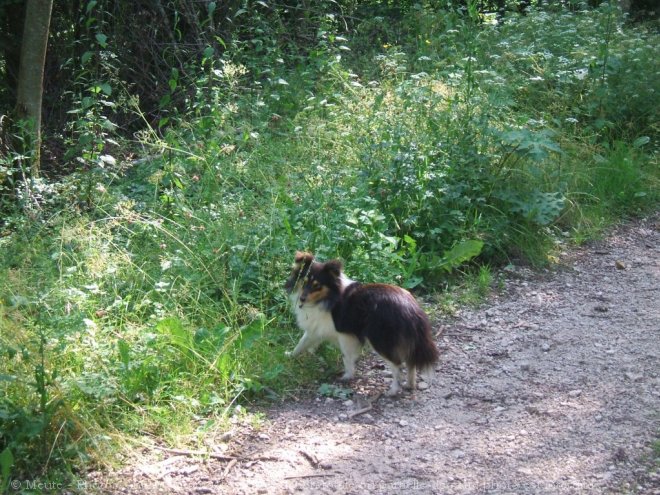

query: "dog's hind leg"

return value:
[405, 365, 417, 391]
[338, 334, 362, 381]
[384, 359, 402, 396]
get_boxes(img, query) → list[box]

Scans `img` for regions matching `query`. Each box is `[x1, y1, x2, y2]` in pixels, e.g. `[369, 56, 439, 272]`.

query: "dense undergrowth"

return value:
[1, 3, 658, 487]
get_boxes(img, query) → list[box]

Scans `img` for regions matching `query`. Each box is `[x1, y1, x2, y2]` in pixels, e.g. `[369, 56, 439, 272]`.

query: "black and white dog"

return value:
[285, 252, 439, 395]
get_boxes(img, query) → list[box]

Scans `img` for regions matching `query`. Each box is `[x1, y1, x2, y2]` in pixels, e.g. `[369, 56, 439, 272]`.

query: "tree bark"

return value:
[15, 0, 54, 177]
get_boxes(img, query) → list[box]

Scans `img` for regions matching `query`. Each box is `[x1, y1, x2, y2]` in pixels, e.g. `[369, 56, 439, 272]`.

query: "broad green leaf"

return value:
[239, 315, 266, 350]
[1, 447, 14, 492]
[402, 276, 423, 289]
[438, 240, 484, 272]
[81, 51, 93, 65]
[95, 33, 107, 48]
[157, 317, 192, 352]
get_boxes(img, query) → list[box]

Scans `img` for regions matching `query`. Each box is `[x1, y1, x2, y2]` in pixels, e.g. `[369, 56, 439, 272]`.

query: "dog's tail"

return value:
[408, 315, 440, 383]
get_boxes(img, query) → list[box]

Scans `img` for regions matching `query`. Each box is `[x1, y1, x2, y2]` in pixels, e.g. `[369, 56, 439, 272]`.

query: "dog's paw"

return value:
[285, 350, 293, 358]
[385, 382, 402, 396]
[339, 372, 354, 382]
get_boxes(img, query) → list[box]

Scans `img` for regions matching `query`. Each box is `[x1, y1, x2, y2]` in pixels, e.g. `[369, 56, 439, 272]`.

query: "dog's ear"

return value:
[286, 252, 314, 292]
[324, 259, 343, 279]
[294, 251, 314, 266]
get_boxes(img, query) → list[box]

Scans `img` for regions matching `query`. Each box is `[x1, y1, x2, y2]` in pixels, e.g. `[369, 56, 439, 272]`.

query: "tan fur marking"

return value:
[305, 285, 331, 304]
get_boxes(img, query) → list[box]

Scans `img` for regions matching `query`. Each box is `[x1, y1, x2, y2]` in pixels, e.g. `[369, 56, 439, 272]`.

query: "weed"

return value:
[318, 383, 353, 400]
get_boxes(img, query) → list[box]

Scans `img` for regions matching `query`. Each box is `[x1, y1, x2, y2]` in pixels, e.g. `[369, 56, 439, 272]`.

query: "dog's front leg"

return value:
[337, 334, 362, 381]
[286, 332, 320, 357]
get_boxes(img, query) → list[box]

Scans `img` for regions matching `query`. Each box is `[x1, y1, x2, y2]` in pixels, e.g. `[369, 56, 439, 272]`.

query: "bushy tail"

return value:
[408, 317, 440, 383]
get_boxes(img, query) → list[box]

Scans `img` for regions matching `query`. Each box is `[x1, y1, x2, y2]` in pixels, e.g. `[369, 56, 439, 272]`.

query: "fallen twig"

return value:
[348, 403, 373, 418]
[152, 446, 237, 461]
[284, 473, 335, 480]
[223, 458, 238, 479]
[150, 445, 281, 463]
[348, 392, 382, 419]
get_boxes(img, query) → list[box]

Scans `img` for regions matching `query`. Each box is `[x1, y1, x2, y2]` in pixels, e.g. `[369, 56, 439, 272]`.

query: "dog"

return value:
[285, 251, 439, 396]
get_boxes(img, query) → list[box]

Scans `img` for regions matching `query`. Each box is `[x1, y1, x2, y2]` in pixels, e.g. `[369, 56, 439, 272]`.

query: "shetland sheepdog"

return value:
[285, 251, 439, 396]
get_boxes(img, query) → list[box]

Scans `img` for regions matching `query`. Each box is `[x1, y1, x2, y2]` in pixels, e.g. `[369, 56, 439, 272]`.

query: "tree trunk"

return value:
[15, 0, 53, 178]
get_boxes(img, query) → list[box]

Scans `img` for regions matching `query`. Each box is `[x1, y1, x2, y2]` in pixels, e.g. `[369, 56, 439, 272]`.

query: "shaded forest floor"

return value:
[86, 216, 659, 494]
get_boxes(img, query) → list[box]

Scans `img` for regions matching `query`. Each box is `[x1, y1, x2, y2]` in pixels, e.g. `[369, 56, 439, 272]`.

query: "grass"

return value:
[1, 3, 658, 488]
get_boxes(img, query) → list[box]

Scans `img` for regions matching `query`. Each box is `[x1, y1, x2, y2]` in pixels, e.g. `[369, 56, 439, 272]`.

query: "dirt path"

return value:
[92, 217, 659, 494]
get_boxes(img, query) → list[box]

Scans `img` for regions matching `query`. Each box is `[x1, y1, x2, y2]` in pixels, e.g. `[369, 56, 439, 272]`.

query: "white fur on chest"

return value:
[289, 292, 339, 343]
[288, 274, 354, 342]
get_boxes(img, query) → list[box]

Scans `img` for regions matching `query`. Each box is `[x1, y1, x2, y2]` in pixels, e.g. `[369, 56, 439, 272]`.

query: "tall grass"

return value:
[1, 3, 658, 485]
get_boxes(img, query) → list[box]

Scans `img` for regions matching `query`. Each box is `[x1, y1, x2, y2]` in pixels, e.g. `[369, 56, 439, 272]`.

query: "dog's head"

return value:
[285, 251, 344, 307]
[297, 258, 343, 307]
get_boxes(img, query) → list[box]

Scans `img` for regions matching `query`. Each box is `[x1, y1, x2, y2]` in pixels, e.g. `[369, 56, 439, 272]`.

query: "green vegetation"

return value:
[1, 1, 658, 487]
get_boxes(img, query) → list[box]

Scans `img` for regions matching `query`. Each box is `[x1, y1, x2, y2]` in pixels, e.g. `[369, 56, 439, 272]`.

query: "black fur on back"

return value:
[303, 259, 439, 369]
